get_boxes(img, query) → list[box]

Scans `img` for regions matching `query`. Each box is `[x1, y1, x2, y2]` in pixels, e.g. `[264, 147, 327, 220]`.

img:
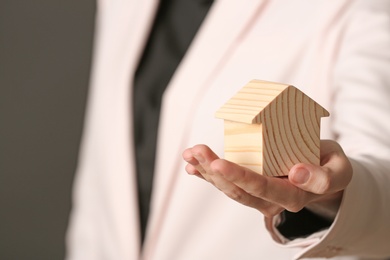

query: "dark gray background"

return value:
[0, 0, 95, 259]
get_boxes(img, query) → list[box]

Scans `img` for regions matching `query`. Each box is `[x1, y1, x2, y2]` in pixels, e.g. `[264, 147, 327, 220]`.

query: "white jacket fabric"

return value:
[66, 0, 390, 259]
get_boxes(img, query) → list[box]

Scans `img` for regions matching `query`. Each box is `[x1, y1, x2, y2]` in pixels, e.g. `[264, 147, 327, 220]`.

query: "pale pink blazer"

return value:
[66, 0, 390, 259]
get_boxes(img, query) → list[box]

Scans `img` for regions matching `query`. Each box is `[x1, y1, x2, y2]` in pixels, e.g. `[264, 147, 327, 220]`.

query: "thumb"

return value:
[288, 163, 349, 195]
[289, 140, 353, 194]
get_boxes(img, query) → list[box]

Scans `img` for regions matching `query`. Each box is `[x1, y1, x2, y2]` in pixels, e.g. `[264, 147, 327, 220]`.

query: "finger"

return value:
[183, 149, 206, 175]
[184, 163, 205, 180]
[210, 159, 313, 212]
[184, 144, 220, 183]
[182, 145, 217, 183]
[207, 172, 283, 217]
[288, 140, 353, 194]
[182, 147, 200, 165]
[190, 144, 220, 173]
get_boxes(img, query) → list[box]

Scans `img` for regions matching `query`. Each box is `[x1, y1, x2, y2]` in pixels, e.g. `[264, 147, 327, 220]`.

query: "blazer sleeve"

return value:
[273, 1, 390, 259]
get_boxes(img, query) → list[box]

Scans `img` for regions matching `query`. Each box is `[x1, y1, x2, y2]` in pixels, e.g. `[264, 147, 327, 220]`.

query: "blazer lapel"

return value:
[89, 0, 159, 258]
[143, 0, 269, 258]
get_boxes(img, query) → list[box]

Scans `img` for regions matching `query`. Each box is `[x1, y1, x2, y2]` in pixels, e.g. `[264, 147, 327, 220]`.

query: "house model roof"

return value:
[215, 79, 329, 124]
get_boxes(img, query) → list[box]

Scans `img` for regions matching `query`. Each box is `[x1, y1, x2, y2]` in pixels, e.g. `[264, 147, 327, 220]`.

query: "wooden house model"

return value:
[215, 80, 329, 177]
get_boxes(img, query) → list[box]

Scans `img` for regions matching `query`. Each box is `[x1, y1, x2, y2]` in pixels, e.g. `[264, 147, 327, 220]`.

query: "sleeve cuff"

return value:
[276, 208, 333, 240]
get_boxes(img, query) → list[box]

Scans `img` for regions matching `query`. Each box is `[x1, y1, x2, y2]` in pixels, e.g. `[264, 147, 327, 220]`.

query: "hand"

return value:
[182, 140, 352, 230]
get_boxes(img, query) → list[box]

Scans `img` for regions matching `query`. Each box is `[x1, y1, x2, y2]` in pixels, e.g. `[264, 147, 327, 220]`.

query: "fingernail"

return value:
[194, 154, 205, 163]
[182, 156, 191, 162]
[291, 168, 310, 184]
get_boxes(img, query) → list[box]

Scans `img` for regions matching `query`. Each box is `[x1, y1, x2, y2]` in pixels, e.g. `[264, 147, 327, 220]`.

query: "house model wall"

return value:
[215, 80, 329, 177]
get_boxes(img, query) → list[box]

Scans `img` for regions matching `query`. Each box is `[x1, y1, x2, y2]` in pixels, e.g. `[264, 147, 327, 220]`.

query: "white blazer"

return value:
[66, 0, 390, 259]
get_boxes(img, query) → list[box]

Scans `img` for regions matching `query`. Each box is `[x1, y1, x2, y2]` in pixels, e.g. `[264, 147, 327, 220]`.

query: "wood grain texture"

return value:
[223, 121, 263, 174]
[216, 80, 329, 176]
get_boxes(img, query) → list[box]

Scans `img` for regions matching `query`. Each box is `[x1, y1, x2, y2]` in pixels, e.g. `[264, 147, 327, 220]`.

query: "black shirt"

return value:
[133, 0, 213, 243]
